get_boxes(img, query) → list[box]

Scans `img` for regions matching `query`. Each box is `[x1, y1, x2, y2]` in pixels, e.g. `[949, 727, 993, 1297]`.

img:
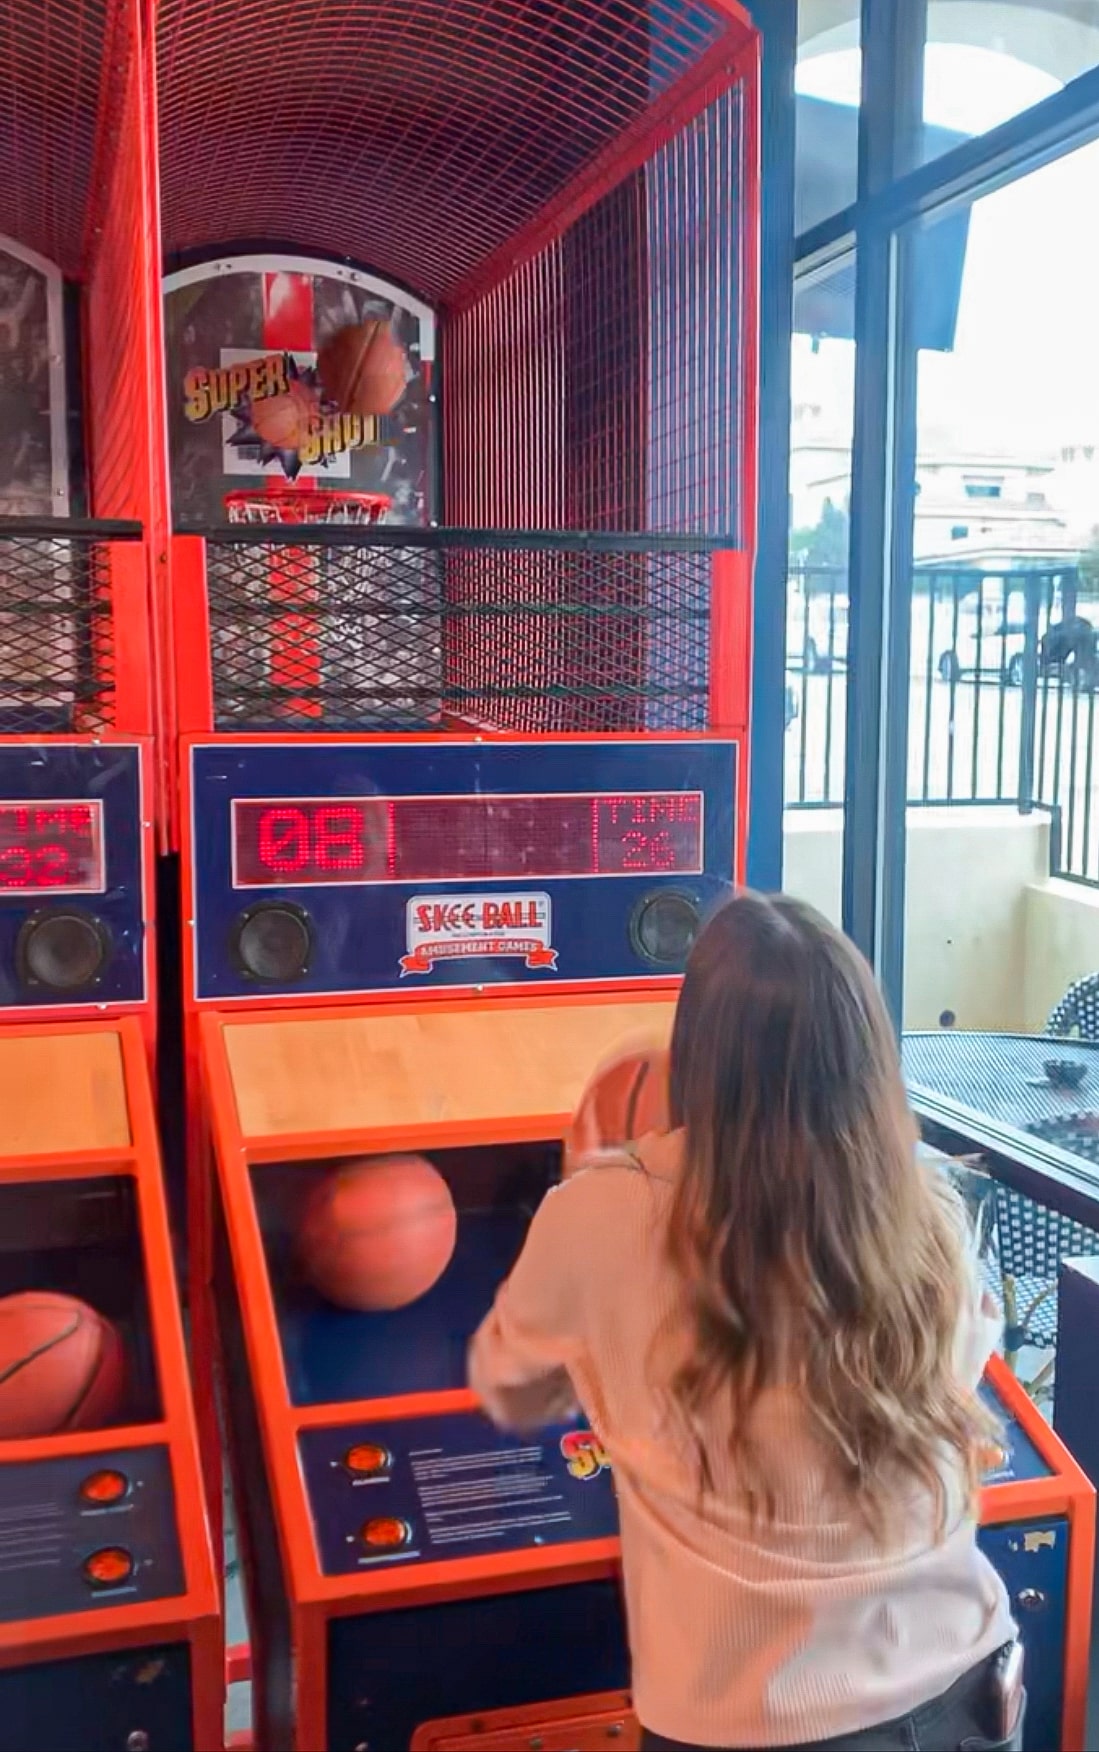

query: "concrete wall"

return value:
[783, 806, 1097, 1030]
[1023, 879, 1099, 1030]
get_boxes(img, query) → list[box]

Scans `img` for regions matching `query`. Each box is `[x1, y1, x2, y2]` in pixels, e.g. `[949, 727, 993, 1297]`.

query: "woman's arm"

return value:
[468, 1179, 584, 1433]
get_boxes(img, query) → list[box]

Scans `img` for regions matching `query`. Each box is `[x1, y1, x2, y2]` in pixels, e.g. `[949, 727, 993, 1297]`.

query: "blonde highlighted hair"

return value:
[665, 891, 990, 1534]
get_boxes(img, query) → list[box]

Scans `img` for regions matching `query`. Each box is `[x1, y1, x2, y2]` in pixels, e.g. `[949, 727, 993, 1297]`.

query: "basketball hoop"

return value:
[223, 486, 391, 526]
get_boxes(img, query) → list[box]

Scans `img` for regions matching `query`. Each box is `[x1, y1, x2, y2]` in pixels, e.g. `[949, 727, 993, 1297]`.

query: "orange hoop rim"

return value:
[223, 486, 392, 525]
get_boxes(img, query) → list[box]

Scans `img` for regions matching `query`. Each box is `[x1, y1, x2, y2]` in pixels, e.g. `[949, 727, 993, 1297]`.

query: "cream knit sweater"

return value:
[468, 1135, 1014, 1748]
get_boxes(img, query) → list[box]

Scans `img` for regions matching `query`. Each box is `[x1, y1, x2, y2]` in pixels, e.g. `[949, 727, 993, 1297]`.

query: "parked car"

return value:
[938, 603, 1097, 688]
[936, 602, 1028, 686]
[787, 592, 848, 673]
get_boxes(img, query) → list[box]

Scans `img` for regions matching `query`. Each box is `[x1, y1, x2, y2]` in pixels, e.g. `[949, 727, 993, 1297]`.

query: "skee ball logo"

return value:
[182, 351, 378, 479]
[402, 892, 558, 975]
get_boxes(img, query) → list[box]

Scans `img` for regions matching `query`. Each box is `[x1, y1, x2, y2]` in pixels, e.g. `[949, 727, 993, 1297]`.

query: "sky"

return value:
[793, 43, 1099, 457]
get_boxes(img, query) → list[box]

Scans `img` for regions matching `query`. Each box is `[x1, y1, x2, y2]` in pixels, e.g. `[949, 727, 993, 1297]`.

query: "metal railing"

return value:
[785, 563, 1099, 887]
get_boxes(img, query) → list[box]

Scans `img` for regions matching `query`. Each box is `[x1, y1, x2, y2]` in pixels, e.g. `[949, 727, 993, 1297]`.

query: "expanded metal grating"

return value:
[0, 529, 122, 732]
[201, 530, 715, 733]
[155, 0, 749, 306]
[903, 1033, 1099, 1137]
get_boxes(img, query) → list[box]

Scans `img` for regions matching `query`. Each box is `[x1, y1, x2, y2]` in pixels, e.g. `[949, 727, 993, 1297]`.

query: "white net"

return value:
[223, 488, 391, 526]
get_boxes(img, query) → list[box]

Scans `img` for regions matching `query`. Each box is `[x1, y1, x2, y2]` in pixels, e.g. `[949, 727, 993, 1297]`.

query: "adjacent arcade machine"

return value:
[0, 5, 220, 1746]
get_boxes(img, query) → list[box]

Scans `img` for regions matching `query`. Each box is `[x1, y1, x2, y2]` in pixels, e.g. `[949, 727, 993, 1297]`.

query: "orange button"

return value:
[361, 1517, 411, 1549]
[83, 1546, 133, 1588]
[345, 1443, 391, 1476]
[79, 1469, 129, 1506]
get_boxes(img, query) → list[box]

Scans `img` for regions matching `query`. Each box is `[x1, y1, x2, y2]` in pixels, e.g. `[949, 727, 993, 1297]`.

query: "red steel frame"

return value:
[0, 1016, 221, 1747]
[82, 0, 171, 846]
[197, 1006, 1096, 1752]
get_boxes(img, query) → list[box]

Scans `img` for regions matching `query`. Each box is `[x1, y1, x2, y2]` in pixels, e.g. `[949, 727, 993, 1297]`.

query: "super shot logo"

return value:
[182, 352, 377, 478]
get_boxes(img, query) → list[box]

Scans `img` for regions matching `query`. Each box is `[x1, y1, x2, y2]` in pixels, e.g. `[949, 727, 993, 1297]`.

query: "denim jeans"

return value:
[639, 1650, 1025, 1752]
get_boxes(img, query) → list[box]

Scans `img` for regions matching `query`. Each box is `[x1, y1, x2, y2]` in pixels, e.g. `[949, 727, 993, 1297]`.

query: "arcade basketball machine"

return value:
[158, 0, 756, 1742]
[0, 1, 221, 1746]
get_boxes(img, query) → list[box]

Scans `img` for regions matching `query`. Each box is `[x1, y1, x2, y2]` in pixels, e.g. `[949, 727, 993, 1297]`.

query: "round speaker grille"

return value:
[16, 910, 111, 992]
[231, 904, 312, 983]
[630, 890, 701, 968]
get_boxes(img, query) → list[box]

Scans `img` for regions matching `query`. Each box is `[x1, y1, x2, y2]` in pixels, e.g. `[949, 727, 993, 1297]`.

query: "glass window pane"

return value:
[784, 264, 854, 919]
[922, 0, 1099, 167]
[902, 138, 1099, 1045]
[796, 0, 861, 232]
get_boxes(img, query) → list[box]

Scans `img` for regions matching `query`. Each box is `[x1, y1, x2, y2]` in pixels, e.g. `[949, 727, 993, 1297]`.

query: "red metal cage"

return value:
[160, 0, 759, 820]
[0, 0, 164, 746]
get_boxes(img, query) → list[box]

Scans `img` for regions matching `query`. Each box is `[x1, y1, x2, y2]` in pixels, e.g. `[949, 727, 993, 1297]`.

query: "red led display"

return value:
[0, 801, 104, 893]
[233, 792, 703, 887]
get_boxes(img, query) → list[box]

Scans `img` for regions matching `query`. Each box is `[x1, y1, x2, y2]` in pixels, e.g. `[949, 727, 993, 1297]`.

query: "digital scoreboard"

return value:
[232, 791, 704, 886]
[187, 738, 736, 1001]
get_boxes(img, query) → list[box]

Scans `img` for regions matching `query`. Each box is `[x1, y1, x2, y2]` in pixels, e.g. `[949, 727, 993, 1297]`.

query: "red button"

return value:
[344, 1443, 390, 1476]
[83, 1546, 133, 1588]
[361, 1517, 411, 1549]
[79, 1469, 129, 1505]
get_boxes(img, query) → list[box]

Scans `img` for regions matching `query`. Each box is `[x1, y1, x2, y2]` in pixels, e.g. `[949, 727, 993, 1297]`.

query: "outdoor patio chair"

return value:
[1047, 973, 1099, 1042]
[932, 1150, 1099, 1400]
[992, 1181, 1099, 1399]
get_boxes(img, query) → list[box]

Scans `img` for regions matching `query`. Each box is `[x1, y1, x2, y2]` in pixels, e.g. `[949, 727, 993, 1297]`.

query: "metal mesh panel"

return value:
[0, 531, 119, 732]
[0, 0, 115, 273]
[445, 85, 748, 542]
[201, 531, 714, 733]
[903, 1033, 1099, 1135]
[155, 0, 745, 304]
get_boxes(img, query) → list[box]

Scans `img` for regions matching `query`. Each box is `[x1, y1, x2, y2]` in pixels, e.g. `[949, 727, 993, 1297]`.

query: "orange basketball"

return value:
[318, 320, 408, 417]
[564, 1046, 671, 1177]
[0, 1292, 125, 1438]
[250, 375, 317, 452]
[298, 1155, 458, 1311]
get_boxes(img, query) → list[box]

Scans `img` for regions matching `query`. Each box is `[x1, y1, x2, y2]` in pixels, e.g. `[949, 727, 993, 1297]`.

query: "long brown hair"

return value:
[665, 890, 988, 1534]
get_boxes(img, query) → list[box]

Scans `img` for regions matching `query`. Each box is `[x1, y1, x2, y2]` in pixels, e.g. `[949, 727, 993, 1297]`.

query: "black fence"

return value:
[0, 518, 143, 735]
[786, 563, 1099, 887]
[199, 526, 719, 735]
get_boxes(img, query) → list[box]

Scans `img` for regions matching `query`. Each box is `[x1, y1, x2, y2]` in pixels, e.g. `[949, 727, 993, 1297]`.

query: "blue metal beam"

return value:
[745, 0, 797, 894]
[840, 0, 925, 1020]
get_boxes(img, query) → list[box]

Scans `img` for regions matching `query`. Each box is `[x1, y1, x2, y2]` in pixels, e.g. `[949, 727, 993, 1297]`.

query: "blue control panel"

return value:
[0, 1445, 183, 1621]
[0, 742, 145, 1009]
[301, 1375, 1051, 1577]
[300, 1412, 617, 1575]
[189, 737, 737, 998]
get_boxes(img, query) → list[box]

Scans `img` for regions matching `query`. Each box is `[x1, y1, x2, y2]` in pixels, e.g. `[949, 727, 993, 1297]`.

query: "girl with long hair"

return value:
[469, 892, 1020, 1752]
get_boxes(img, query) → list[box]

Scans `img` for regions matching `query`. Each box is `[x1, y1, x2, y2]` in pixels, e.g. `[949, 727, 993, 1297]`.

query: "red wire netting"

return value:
[155, 0, 750, 305]
[0, 0, 126, 275]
